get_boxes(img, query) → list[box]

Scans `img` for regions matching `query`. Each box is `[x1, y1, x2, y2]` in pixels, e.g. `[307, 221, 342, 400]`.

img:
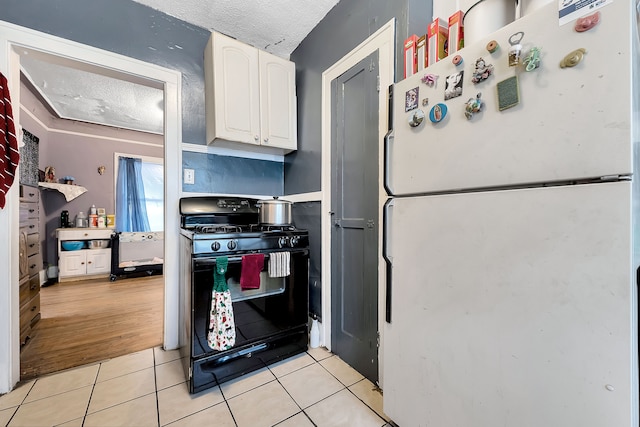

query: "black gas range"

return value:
[180, 196, 308, 255]
[178, 196, 310, 393]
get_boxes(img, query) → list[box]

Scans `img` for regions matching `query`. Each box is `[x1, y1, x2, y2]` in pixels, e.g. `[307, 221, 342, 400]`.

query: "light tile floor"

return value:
[0, 346, 392, 427]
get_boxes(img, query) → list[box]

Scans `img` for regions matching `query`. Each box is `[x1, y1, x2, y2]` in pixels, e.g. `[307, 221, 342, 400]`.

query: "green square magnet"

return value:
[497, 75, 520, 111]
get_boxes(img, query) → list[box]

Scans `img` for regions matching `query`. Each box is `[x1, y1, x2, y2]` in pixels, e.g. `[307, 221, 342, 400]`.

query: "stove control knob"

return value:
[289, 236, 299, 247]
[278, 236, 288, 248]
[211, 241, 221, 251]
[227, 240, 237, 250]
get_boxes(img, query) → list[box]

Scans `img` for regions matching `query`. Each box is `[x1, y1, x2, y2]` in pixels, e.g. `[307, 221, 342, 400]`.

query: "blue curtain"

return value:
[116, 157, 151, 232]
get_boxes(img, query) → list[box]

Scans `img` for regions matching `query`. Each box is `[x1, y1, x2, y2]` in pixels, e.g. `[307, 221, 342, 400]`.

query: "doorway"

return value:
[0, 22, 182, 389]
[17, 49, 166, 378]
[330, 51, 380, 383]
[319, 18, 394, 387]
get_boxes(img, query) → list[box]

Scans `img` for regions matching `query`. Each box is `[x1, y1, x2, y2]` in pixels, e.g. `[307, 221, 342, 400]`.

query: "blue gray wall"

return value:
[1, 0, 283, 196]
[284, 0, 432, 318]
[182, 152, 283, 195]
[284, 0, 432, 195]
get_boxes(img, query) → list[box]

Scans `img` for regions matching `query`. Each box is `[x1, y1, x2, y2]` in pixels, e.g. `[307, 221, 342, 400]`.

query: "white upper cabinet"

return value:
[205, 32, 297, 153]
[259, 50, 297, 152]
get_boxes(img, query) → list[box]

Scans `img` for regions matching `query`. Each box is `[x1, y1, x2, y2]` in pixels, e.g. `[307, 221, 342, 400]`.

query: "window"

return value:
[114, 153, 163, 232]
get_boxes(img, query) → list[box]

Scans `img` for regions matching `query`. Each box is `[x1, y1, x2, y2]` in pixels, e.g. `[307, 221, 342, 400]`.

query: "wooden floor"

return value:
[19, 275, 164, 380]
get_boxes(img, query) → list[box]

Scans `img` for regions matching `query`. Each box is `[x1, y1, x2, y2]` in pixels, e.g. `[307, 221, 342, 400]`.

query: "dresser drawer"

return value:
[20, 217, 38, 234]
[19, 274, 39, 307]
[19, 276, 30, 307]
[27, 252, 42, 283]
[26, 233, 40, 257]
[20, 185, 39, 203]
[19, 202, 38, 222]
[21, 293, 40, 321]
[20, 293, 40, 343]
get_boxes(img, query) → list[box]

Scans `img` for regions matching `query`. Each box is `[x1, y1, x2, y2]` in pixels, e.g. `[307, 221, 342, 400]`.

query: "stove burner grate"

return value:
[194, 224, 243, 234]
[251, 224, 297, 232]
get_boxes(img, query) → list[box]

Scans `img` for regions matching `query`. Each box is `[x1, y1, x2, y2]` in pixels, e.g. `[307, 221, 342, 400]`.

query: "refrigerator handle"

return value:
[383, 198, 394, 323]
[384, 84, 395, 197]
[383, 129, 394, 197]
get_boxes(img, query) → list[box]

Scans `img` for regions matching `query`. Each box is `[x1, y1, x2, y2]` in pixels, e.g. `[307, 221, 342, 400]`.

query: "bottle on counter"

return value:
[90, 204, 97, 215]
[60, 210, 69, 228]
[76, 211, 88, 228]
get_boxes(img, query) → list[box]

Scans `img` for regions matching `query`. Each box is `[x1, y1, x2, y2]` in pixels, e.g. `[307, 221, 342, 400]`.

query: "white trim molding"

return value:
[181, 142, 285, 163]
[20, 106, 163, 148]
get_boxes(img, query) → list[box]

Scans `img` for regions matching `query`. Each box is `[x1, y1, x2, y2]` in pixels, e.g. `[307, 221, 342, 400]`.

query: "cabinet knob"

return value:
[254, 135, 259, 141]
[263, 138, 269, 143]
[81, 262, 85, 265]
[87, 261, 92, 265]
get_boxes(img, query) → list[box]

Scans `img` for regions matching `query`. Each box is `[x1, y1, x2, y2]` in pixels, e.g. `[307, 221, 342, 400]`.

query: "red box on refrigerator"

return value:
[427, 18, 449, 66]
[416, 36, 427, 72]
[403, 35, 419, 78]
[448, 10, 464, 55]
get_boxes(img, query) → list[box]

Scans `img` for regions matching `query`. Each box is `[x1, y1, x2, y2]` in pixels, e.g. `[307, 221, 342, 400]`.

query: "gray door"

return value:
[331, 51, 379, 383]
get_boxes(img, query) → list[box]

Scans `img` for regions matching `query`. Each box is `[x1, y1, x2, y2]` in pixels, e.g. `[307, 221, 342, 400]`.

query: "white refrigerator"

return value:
[382, 1, 639, 426]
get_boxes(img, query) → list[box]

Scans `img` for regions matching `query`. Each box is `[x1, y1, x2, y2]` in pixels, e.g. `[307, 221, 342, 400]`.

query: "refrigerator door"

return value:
[388, 1, 633, 196]
[383, 181, 633, 426]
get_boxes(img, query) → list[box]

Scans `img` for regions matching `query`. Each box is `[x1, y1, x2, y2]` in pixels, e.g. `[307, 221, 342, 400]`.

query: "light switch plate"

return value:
[184, 168, 195, 184]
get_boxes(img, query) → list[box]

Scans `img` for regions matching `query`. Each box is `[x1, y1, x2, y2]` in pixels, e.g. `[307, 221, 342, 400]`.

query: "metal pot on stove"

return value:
[257, 197, 292, 225]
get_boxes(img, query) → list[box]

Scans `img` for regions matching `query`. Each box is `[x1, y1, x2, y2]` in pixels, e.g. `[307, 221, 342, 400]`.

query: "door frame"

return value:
[0, 21, 182, 393]
[320, 18, 394, 386]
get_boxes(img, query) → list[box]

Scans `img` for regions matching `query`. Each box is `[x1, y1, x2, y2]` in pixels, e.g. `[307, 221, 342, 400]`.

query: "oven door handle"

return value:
[197, 255, 245, 265]
[194, 249, 309, 266]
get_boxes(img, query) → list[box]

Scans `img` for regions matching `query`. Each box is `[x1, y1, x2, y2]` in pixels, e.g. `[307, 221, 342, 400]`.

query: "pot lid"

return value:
[259, 197, 292, 205]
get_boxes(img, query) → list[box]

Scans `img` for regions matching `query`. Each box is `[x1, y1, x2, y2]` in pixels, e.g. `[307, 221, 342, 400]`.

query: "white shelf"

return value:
[39, 183, 87, 201]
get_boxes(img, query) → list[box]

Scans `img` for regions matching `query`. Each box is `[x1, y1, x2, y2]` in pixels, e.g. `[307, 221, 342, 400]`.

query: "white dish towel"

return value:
[268, 252, 290, 278]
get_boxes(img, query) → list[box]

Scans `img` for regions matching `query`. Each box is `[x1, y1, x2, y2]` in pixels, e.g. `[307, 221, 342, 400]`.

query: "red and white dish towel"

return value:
[268, 252, 290, 278]
[0, 72, 19, 209]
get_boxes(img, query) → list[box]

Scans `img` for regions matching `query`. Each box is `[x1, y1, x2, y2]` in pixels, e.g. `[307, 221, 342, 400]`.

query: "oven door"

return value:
[190, 248, 309, 359]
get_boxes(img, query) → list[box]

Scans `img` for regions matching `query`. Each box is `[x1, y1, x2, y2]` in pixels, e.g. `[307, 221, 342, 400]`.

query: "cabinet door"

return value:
[207, 32, 260, 145]
[259, 50, 297, 151]
[86, 249, 111, 275]
[59, 251, 87, 278]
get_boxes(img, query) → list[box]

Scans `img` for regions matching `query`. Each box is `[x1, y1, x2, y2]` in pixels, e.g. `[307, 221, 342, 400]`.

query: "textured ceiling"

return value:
[131, 0, 340, 58]
[21, 54, 164, 134]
